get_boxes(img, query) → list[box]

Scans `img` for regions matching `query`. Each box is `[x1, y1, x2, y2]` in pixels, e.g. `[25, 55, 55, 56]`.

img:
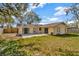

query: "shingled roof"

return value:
[40, 22, 67, 27]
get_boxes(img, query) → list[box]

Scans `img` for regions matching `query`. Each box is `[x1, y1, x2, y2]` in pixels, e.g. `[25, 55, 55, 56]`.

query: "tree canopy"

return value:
[0, 3, 41, 27]
[64, 3, 79, 27]
[24, 10, 41, 24]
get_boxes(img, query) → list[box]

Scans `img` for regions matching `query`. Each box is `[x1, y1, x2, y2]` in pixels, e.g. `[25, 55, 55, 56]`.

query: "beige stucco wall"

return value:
[33, 26, 45, 34]
[17, 25, 23, 34]
[41, 27, 45, 33]
[38, 27, 44, 33]
[78, 24, 79, 28]
[21, 24, 67, 35]
[33, 26, 39, 33]
[29, 25, 34, 34]
[23, 24, 34, 34]
[53, 24, 67, 35]
[0, 28, 3, 34]
[48, 27, 54, 34]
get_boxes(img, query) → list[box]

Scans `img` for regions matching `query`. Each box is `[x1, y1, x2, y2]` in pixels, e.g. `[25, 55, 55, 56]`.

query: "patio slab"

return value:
[22, 34, 48, 38]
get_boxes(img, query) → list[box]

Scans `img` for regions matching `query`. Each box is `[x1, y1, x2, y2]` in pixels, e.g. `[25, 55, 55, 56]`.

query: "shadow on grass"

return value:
[53, 34, 79, 37]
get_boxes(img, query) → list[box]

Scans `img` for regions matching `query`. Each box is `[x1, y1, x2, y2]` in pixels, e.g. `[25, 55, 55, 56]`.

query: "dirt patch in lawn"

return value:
[0, 33, 20, 40]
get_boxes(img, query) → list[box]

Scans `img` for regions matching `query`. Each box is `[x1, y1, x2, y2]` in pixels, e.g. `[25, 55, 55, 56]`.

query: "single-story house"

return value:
[17, 22, 67, 35]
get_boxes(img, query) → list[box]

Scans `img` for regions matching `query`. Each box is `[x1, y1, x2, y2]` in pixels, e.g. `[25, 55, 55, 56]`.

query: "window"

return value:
[57, 27, 60, 33]
[39, 27, 41, 31]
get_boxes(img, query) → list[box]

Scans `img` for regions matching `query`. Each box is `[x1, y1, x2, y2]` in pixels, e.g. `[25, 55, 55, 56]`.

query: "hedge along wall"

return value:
[3, 28, 18, 33]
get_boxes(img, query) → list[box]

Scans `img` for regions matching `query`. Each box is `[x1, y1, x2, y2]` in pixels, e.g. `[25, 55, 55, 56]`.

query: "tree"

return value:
[1, 3, 28, 24]
[0, 3, 40, 35]
[24, 11, 41, 24]
[64, 3, 79, 27]
[0, 4, 15, 28]
[12, 3, 40, 25]
[0, 3, 40, 26]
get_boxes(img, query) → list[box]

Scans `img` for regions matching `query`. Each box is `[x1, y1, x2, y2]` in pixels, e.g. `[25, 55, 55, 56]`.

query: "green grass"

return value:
[0, 33, 79, 56]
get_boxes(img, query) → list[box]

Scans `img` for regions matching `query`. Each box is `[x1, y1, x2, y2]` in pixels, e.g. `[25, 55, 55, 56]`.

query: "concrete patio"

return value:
[22, 34, 48, 38]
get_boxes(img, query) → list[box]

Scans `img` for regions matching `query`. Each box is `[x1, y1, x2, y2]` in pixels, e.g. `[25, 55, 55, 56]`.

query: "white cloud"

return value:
[47, 17, 63, 23]
[54, 11, 66, 16]
[55, 7, 64, 11]
[39, 23, 48, 25]
[37, 3, 46, 8]
[29, 3, 46, 9]
[54, 6, 68, 16]
[67, 20, 74, 24]
[40, 17, 63, 24]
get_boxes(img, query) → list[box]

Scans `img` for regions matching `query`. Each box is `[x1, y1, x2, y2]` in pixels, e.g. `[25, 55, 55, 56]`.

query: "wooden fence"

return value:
[3, 28, 18, 33]
[67, 27, 79, 33]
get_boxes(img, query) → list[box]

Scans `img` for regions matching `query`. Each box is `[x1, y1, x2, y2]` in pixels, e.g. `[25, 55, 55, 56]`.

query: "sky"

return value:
[0, 3, 74, 26]
[30, 3, 73, 24]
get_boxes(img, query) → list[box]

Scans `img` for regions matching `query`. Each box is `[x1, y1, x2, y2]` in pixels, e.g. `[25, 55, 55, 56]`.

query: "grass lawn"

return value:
[0, 33, 79, 56]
